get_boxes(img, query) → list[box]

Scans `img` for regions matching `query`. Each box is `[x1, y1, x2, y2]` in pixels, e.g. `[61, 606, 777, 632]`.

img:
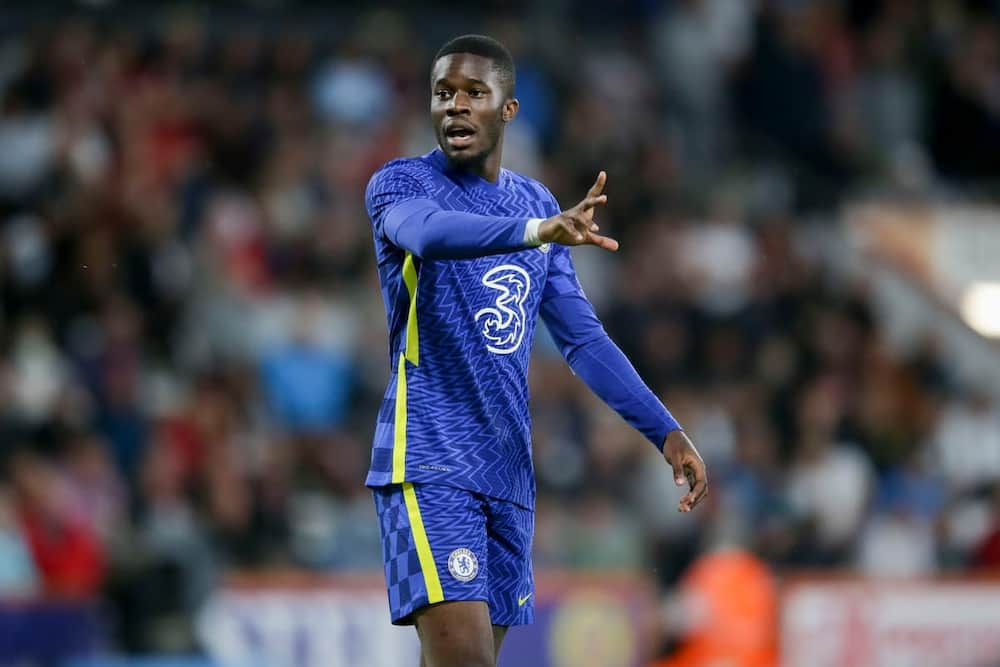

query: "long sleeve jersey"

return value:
[365, 148, 679, 508]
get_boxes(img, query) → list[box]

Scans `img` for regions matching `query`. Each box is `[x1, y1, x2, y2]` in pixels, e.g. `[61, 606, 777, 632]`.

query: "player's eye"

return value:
[435, 90, 452, 100]
[469, 89, 486, 97]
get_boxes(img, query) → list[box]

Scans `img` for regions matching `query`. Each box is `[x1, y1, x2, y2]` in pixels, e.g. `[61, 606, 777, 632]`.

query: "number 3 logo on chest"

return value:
[474, 264, 531, 355]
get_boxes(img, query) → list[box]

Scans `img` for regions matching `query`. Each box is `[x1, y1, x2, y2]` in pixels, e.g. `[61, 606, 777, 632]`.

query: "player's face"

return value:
[430, 54, 517, 169]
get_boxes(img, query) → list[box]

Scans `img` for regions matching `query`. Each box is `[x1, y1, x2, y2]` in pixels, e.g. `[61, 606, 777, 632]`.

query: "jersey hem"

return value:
[366, 471, 535, 511]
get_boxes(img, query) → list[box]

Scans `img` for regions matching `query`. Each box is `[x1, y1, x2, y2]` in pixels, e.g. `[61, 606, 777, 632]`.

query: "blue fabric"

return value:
[366, 158, 530, 260]
[373, 483, 534, 626]
[365, 149, 680, 508]
[380, 198, 529, 260]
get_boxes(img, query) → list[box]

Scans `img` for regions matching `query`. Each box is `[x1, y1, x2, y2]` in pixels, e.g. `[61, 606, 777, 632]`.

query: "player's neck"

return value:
[475, 150, 502, 183]
[446, 145, 503, 184]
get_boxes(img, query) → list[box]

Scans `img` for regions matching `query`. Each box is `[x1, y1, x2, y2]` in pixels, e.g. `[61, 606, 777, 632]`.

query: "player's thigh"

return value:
[413, 600, 495, 667]
[373, 482, 490, 625]
[492, 624, 508, 659]
[484, 497, 535, 627]
[414, 619, 502, 667]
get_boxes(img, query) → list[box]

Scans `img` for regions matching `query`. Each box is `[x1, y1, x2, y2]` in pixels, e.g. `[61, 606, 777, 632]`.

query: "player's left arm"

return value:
[539, 246, 708, 512]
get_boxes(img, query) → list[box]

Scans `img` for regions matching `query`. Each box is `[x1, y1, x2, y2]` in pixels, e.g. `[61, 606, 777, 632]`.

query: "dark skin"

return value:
[420, 53, 708, 667]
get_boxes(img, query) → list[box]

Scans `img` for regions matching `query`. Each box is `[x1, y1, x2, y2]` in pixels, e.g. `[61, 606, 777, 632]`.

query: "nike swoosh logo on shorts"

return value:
[518, 593, 532, 606]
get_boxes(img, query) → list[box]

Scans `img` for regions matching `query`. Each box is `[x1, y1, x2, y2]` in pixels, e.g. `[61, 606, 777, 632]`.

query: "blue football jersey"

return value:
[365, 149, 577, 509]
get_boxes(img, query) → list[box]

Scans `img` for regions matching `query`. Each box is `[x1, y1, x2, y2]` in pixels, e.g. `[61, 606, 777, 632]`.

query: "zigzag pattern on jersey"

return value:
[369, 161, 434, 368]
[403, 252, 548, 504]
[367, 150, 561, 509]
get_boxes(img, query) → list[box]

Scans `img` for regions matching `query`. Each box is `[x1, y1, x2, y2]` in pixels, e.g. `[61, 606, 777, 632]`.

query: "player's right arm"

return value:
[366, 162, 619, 260]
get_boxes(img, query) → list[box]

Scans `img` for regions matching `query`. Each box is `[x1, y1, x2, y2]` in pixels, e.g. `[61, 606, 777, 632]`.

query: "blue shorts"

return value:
[372, 482, 534, 626]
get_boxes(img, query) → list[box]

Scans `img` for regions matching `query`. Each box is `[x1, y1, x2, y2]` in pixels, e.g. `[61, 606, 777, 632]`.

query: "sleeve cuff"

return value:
[523, 218, 544, 247]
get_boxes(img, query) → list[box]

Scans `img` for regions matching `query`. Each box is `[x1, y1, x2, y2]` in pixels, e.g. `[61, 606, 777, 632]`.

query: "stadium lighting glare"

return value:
[960, 282, 1000, 338]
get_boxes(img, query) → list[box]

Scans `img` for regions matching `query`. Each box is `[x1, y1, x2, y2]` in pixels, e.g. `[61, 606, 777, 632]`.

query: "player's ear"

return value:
[502, 98, 519, 122]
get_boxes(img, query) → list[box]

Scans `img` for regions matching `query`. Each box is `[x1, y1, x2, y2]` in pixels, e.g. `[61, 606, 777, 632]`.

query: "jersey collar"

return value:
[429, 148, 507, 191]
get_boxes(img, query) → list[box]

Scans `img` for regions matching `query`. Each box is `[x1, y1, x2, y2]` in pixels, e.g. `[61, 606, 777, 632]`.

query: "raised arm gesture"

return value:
[538, 171, 620, 251]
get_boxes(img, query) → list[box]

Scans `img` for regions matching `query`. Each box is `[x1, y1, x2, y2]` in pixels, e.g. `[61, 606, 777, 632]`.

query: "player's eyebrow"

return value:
[433, 76, 492, 88]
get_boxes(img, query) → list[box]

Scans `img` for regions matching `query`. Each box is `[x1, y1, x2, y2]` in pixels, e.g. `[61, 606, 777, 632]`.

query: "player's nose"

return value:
[446, 91, 471, 114]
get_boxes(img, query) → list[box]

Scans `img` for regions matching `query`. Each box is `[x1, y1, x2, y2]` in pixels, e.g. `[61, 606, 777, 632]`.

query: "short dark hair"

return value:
[433, 34, 515, 97]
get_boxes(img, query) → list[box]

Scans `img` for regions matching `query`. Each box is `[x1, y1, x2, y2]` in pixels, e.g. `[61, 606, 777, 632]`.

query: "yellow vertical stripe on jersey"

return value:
[392, 354, 408, 484]
[392, 252, 419, 483]
[402, 252, 419, 365]
[402, 482, 444, 604]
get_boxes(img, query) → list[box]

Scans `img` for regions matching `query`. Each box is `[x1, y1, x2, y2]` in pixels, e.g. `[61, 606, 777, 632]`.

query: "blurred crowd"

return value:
[1, 0, 1000, 656]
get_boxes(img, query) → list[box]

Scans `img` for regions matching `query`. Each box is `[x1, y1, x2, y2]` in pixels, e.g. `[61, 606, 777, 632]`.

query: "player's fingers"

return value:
[568, 213, 600, 233]
[682, 478, 707, 509]
[667, 455, 685, 487]
[578, 194, 607, 211]
[586, 170, 607, 198]
[561, 218, 585, 242]
[586, 232, 619, 252]
[679, 461, 708, 512]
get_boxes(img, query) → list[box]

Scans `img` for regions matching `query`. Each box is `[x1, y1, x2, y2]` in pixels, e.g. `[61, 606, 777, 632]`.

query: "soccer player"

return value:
[366, 34, 708, 667]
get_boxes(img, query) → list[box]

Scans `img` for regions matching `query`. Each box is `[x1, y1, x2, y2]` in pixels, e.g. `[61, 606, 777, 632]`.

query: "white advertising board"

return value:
[782, 579, 1000, 667]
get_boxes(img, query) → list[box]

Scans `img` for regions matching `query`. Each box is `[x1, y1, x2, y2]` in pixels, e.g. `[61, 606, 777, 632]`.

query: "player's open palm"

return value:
[538, 171, 620, 251]
[663, 430, 708, 512]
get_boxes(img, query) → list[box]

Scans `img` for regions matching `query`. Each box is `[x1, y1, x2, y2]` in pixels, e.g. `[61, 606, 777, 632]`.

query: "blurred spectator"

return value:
[652, 548, 777, 667]
[856, 454, 944, 577]
[564, 491, 644, 570]
[312, 51, 393, 128]
[928, 21, 1000, 180]
[676, 215, 758, 317]
[0, 74, 57, 200]
[132, 436, 217, 621]
[734, 3, 846, 188]
[259, 291, 356, 434]
[11, 449, 105, 597]
[933, 390, 1000, 491]
[0, 483, 39, 596]
[785, 377, 874, 564]
[972, 484, 1000, 570]
[8, 316, 71, 424]
[715, 416, 798, 563]
[62, 431, 127, 544]
[844, 17, 925, 177]
[650, 0, 752, 177]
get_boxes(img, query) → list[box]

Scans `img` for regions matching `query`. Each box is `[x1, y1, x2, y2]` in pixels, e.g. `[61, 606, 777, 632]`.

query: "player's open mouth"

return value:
[445, 126, 476, 149]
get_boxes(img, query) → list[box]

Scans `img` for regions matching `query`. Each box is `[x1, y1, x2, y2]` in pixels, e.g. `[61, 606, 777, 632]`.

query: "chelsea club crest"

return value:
[448, 548, 479, 582]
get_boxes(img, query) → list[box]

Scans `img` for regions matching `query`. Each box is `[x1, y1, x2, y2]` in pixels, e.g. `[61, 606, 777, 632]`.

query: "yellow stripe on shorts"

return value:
[402, 482, 444, 604]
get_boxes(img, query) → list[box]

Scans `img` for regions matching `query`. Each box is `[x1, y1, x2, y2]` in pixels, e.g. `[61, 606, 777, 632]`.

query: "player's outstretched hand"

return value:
[663, 430, 708, 512]
[538, 171, 619, 252]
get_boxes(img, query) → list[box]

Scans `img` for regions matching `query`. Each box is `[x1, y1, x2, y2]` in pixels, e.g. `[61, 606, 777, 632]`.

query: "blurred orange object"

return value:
[651, 549, 778, 667]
